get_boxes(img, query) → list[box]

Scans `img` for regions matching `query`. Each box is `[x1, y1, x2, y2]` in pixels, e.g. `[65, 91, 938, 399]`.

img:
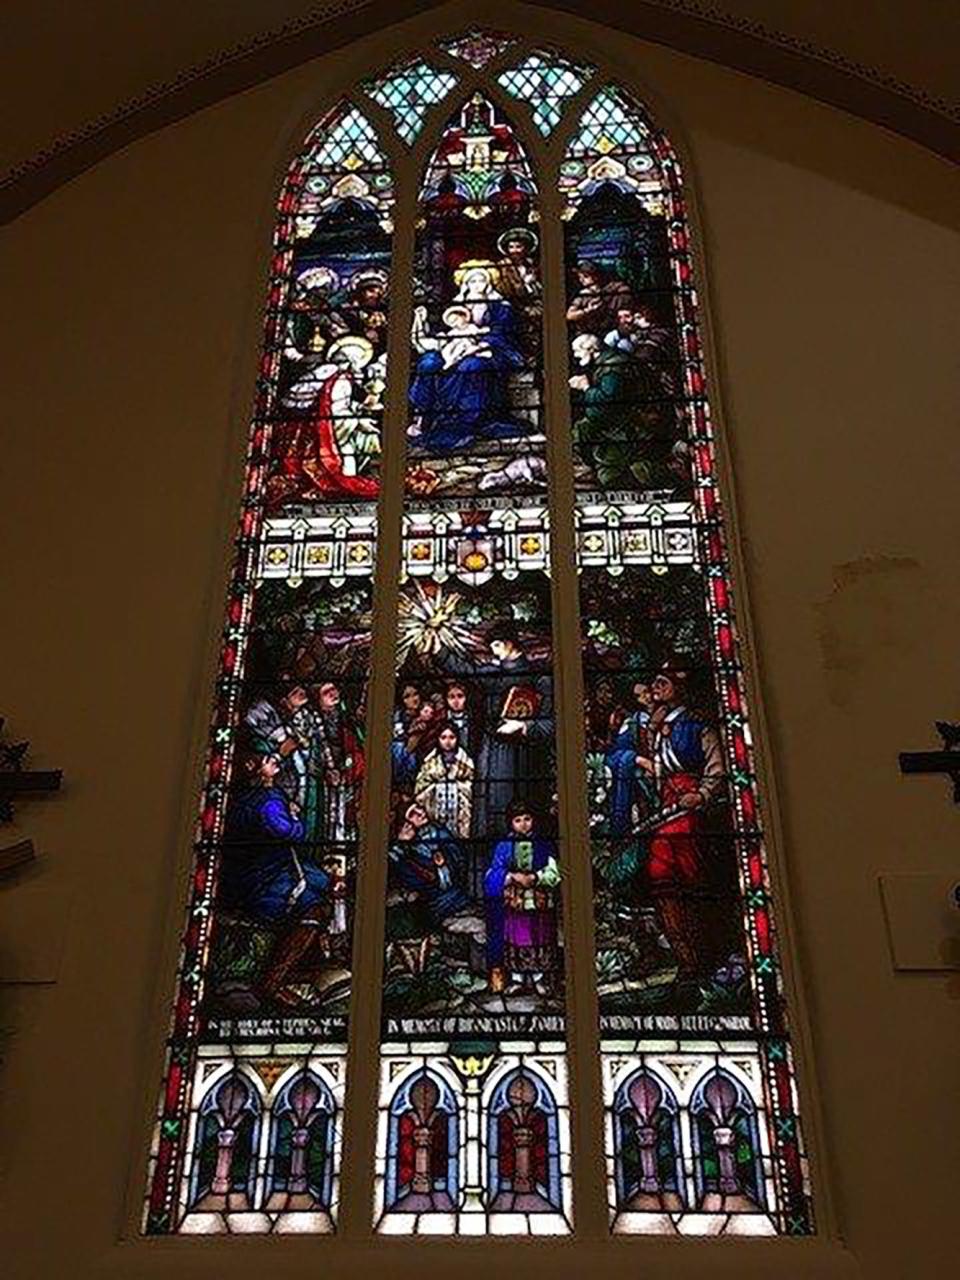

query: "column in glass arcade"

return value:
[144, 103, 393, 1235]
[374, 95, 572, 1235]
[560, 87, 813, 1236]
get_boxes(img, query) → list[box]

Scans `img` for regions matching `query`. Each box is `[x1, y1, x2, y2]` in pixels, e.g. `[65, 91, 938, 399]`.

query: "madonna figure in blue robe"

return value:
[408, 264, 528, 453]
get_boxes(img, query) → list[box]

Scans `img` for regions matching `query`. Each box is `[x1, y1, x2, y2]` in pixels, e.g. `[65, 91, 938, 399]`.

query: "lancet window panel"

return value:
[560, 82, 813, 1235]
[145, 31, 816, 1246]
[374, 90, 572, 1239]
[144, 98, 394, 1236]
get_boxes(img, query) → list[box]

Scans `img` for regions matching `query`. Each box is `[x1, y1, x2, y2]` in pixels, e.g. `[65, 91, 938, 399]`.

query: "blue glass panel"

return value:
[364, 60, 459, 145]
[497, 51, 594, 135]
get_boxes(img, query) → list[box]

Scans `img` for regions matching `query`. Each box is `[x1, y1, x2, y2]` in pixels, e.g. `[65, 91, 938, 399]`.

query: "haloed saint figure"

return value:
[404, 94, 548, 500]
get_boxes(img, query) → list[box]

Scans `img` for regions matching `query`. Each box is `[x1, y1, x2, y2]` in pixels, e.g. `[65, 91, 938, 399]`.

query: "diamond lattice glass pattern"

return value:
[311, 106, 387, 169]
[497, 51, 594, 135]
[566, 87, 643, 153]
[364, 60, 459, 145]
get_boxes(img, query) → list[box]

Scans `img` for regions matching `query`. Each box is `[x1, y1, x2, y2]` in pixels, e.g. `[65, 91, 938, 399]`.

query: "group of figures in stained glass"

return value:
[383, 569, 563, 1024]
[146, 30, 812, 1242]
[406, 95, 546, 498]
[267, 109, 392, 507]
[207, 578, 371, 1021]
[566, 221, 685, 494]
[580, 567, 751, 1019]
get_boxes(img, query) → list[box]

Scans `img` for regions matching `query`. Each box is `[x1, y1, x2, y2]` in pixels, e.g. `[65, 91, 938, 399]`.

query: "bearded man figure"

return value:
[267, 335, 380, 506]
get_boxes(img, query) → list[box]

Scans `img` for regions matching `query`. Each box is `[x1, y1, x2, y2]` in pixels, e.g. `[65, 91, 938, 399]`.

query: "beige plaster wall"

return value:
[1, 7, 958, 1278]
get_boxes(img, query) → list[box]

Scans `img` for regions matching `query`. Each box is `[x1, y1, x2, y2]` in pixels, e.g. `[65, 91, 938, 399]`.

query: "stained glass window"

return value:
[560, 84, 813, 1235]
[146, 34, 815, 1246]
[363, 59, 459, 145]
[374, 92, 571, 1237]
[439, 29, 517, 69]
[498, 50, 593, 136]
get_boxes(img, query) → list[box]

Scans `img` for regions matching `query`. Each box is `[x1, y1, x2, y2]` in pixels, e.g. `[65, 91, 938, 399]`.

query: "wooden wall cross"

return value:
[898, 721, 960, 804]
[0, 716, 63, 879]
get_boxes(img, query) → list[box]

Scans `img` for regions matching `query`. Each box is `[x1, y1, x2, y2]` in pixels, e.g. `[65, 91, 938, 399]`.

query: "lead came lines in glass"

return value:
[373, 92, 572, 1237]
[144, 100, 394, 1234]
[561, 83, 813, 1234]
[145, 43, 816, 1243]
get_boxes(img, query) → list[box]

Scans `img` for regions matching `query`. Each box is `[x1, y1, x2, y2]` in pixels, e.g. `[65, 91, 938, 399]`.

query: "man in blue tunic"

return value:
[483, 801, 561, 996]
[221, 752, 331, 1006]
[386, 803, 486, 973]
[605, 680, 658, 837]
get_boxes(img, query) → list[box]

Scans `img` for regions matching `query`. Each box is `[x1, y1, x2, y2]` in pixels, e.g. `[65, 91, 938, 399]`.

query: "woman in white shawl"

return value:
[414, 721, 475, 838]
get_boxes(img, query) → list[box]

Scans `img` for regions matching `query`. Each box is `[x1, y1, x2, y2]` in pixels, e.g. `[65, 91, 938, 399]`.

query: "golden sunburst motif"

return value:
[396, 583, 480, 663]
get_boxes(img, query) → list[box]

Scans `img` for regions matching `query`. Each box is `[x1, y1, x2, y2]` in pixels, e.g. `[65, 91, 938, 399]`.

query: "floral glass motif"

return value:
[561, 85, 813, 1236]
[438, 29, 517, 69]
[364, 59, 459, 146]
[498, 50, 593, 136]
[374, 95, 571, 1237]
[143, 101, 391, 1236]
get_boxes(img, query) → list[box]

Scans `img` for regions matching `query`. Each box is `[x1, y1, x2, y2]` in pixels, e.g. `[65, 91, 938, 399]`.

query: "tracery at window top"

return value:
[439, 29, 517, 69]
[363, 58, 459, 145]
[498, 48, 594, 136]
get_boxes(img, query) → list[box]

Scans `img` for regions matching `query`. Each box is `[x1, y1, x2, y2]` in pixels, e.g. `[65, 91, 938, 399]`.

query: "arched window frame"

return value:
[138, 15, 827, 1253]
[188, 1068, 264, 1215]
[690, 1066, 767, 1211]
[612, 1066, 684, 1211]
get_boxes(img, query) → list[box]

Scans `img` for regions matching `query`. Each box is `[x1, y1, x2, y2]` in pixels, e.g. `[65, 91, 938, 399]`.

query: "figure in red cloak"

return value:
[267, 334, 380, 508]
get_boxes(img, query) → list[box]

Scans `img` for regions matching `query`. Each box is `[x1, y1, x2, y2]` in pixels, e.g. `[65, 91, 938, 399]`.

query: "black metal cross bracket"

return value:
[899, 721, 960, 804]
[0, 717, 63, 878]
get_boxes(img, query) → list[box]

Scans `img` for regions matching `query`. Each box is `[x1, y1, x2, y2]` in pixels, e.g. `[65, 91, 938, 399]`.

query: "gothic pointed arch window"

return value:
[612, 1067, 685, 1215]
[187, 1071, 262, 1225]
[486, 1067, 565, 1218]
[381, 1069, 461, 1219]
[144, 27, 816, 1245]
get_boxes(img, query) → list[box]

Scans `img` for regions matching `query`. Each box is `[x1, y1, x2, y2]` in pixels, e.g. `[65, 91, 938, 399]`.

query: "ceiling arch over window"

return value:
[144, 29, 815, 1243]
[5, 3, 957, 224]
